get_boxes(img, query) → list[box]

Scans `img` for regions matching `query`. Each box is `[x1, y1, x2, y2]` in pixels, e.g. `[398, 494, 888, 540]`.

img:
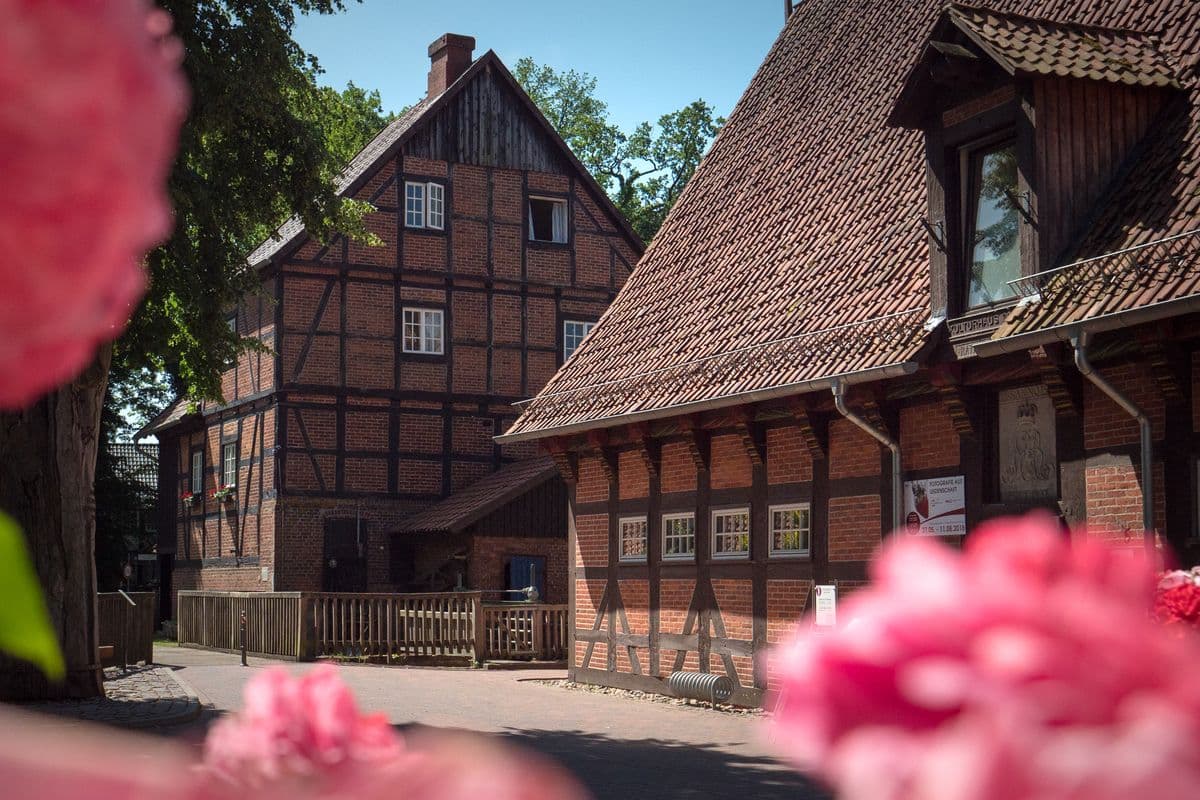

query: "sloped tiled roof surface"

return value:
[394, 457, 558, 534]
[505, 0, 1199, 441]
[138, 397, 194, 438]
[949, 4, 1183, 88]
[247, 98, 433, 267]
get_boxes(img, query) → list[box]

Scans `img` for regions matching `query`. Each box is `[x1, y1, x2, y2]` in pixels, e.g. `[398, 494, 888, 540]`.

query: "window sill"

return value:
[662, 555, 696, 563]
[400, 351, 446, 363]
[711, 553, 751, 561]
[404, 226, 447, 237]
[527, 239, 570, 249]
[769, 551, 811, 560]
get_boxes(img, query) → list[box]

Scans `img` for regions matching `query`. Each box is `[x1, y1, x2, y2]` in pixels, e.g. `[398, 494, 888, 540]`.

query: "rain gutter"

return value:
[1071, 330, 1156, 559]
[494, 361, 920, 444]
[831, 378, 903, 531]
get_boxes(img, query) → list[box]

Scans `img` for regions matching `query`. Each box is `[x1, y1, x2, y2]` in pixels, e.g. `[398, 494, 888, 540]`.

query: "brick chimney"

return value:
[427, 33, 476, 98]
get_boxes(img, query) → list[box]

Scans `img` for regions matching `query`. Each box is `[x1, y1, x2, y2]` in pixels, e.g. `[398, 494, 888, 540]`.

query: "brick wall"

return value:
[615, 579, 649, 674]
[618, 449, 649, 499]
[710, 434, 753, 489]
[574, 513, 608, 567]
[1083, 360, 1167, 449]
[766, 579, 811, 691]
[829, 418, 882, 479]
[900, 401, 960, 471]
[574, 579, 607, 669]
[1085, 461, 1167, 542]
[576, 455, 609, 503]
[659, 579, 698, 675]
[829, 495, 881, 561]
[767, 426, 814, 484]
[660, 441, 698, 493]
[711, 579, 753, 684]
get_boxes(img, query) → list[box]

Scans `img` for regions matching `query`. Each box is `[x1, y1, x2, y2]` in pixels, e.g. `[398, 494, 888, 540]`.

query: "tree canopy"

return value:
[112, 1, 393, 418]
[513, 57, 724, 242]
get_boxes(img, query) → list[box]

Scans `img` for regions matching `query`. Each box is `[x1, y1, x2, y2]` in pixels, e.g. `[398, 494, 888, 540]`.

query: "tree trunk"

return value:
[0, 347, 111, 700]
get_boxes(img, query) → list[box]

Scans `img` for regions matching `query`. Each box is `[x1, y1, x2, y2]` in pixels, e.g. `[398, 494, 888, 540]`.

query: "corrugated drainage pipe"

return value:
[831, 379, 902, 531]
[1071, 331, 1155, 559]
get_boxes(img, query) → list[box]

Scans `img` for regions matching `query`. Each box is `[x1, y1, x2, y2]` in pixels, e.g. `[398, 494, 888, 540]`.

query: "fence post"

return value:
[385, 597, 394, 665]
[471, 593, 485, 666]
[532, 607, 545, 660]
[298, 594, 316, 662]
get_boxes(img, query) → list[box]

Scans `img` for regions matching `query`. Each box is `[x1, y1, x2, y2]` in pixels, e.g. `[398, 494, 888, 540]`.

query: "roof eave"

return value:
[975, 293, 1200, 356]
[495, 360, 922, 445]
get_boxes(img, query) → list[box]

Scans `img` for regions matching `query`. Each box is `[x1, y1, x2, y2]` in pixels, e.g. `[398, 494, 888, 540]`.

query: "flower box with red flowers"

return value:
[180, 491, 195, 508]
[1155, 567, 1200, 630]
[210, 484, 236, 504]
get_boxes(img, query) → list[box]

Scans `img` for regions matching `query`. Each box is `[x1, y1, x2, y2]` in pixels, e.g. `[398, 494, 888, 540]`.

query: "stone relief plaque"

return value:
[998, 384, 1057, 504]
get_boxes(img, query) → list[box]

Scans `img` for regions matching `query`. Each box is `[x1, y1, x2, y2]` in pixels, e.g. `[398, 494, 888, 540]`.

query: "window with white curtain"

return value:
[712, 508, 751, 559]
[528, 196, 567, 243]
[619, 517, 648, 562]
[402, 307, 444, 354]
[662, 513, 696, 560]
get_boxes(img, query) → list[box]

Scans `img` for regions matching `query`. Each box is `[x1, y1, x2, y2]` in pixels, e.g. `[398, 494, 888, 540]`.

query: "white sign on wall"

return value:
[814, 584, 837, 627]
[998, 384, 1057, 503]
[904, 475, 967, 536]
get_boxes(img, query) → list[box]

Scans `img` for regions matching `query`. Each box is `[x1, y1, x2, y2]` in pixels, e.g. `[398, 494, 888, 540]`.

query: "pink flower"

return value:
[0, 0, 187, 408]
[202, 665, 589, 800]
[203, 665, 405, 790]
[770, 513, 1200, 800]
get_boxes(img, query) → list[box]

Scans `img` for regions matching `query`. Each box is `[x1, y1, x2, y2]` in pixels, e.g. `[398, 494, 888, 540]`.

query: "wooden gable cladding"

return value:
[1033, 77, 1170, 268]
[403, 63, 572, 175]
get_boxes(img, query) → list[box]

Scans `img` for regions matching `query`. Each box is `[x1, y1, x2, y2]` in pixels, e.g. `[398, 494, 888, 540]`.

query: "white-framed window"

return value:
[404, 181, 425, 228]
[619, 516, 648, 562]
[406, 181, 446, 229]
[662, 513, 696, 560]
[562, 320, 596, 362]
[712, 507, 751, 559]
[528, 196, 568, 243]
[222, 442, 238, 488]
[402, 307, 444, 354]
[426, 182, 445, 230]
[191, 450, 204, 495]
[226, 313, 237, 333]
[769, 504, 811, 557]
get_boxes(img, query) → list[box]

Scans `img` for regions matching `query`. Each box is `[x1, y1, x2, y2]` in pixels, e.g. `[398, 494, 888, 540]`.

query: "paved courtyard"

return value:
[155, 646, 825, 800]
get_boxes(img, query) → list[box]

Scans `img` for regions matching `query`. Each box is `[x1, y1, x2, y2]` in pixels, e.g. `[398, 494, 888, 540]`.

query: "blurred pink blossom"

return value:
[202, 664, 589, 800]
[0, 0, 187, 408]
[770, 513, 1200, 800]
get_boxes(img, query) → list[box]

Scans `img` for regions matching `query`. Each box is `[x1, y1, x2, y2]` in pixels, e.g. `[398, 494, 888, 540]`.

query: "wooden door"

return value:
[322, 518, 367, 592]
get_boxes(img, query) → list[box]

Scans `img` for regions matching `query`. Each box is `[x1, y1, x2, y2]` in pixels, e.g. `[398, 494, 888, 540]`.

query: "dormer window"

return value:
[963, 138, 1020, 307]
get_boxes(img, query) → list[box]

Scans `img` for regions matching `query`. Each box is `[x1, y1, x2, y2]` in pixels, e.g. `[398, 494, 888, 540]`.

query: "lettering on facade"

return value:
[998, 384, 1057, 503]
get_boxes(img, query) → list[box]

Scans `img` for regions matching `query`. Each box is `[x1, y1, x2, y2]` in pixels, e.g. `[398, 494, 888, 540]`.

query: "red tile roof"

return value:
[502, 0, 1200, 443]
[393, 457, 558, 534]
[947, 4, 1183, 89]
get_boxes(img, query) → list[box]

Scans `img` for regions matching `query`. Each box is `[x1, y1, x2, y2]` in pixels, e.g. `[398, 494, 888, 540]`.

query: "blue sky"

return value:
[294, 1, 786, 131]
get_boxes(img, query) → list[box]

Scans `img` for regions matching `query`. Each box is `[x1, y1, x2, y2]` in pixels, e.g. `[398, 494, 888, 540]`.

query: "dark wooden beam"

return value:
[729, 409, 764, 467]
[929, 364, 977, 436]
[544, 437, 579, 484]
[785, 397, 827, 459]
[628, 423, 661, 479]
[677, 416, 710, 473]
[1136, 330, 1186, 407]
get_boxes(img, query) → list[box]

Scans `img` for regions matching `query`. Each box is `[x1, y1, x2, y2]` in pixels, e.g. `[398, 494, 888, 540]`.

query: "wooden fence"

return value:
[97, 591, 156, 667]
[176, 591, 567, 664]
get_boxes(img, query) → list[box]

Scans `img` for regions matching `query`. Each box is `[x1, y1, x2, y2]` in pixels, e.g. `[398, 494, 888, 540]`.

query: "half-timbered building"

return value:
[145, 34, 643, 616]
[499, 1, 1200, 706]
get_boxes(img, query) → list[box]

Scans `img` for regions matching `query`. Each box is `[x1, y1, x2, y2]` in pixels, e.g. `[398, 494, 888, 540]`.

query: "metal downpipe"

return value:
[1071, 331, 1155, 559]
[832, 379, 902, 532]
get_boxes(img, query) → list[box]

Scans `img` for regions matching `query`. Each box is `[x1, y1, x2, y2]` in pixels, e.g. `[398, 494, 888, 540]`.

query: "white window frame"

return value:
[618, 516, 648, 563]
[404, 181, 426, 228]
[426, 182, 445, 230]
[769, 503, 811, 557]
[527, 196, 568, 244]
[222, 442, 238, 488]
[662, 512, 696, 561]
[711, 507, 751, 560]
[562, 319, 596, 362]
[191, 450, 204, 495]
[402, 307, 444, 355]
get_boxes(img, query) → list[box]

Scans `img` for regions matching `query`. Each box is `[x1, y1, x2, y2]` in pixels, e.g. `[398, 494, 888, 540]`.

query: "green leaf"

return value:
[0, 513, 65, 680]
